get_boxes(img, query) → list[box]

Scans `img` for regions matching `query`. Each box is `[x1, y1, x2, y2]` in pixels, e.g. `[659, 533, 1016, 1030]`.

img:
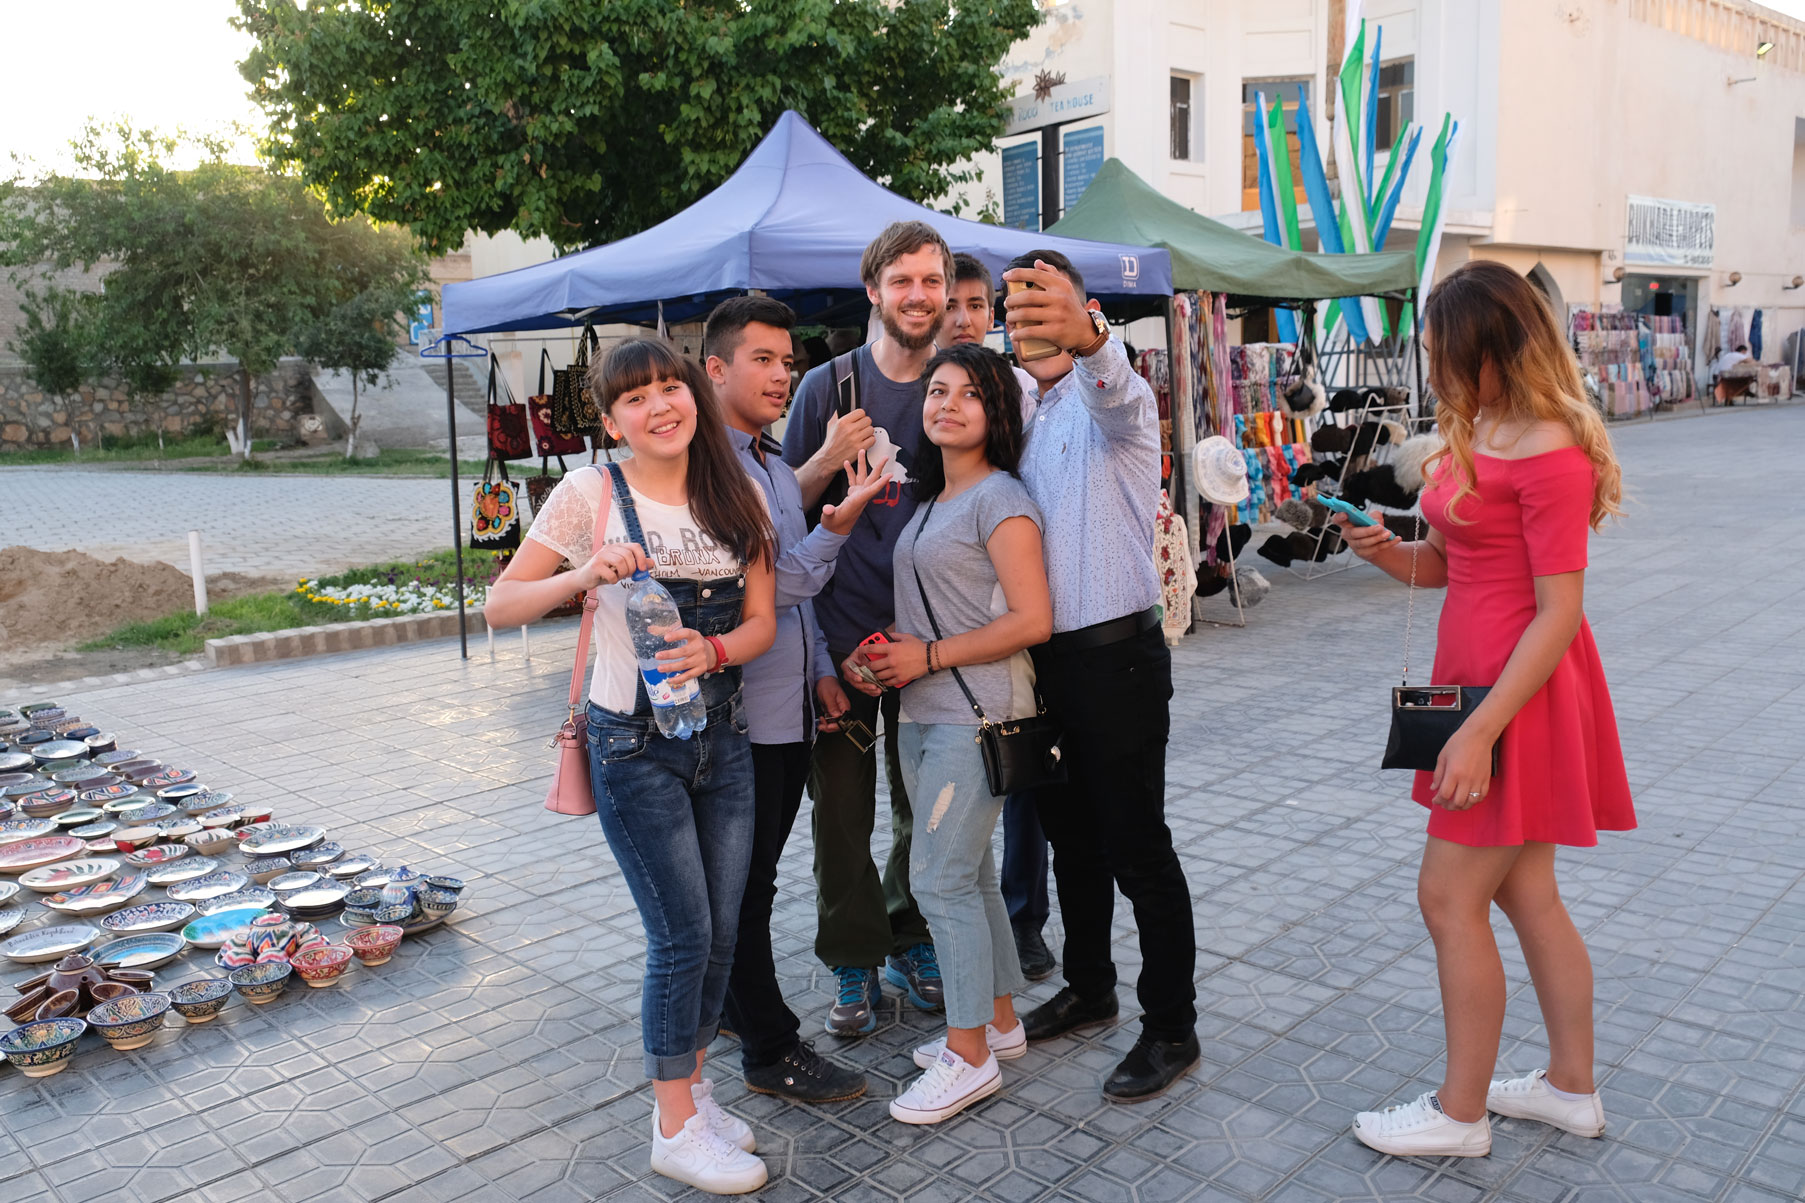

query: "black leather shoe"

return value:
[1021, 987, 1118, 1042]
[1102, 1033, 1200, 1103]
[1013, 926, 1057, 982]
[744, 1040, 868, 1103]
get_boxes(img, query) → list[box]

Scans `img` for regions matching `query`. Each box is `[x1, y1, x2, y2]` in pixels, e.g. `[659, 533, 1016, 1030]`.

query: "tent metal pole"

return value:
[445, 357, 469, 660]
[1411, 287, 1425, 420]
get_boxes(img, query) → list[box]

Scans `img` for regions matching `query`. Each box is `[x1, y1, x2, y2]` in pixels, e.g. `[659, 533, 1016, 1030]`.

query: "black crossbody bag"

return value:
[909, 497, 1067, 797]
[1382, 533, 1501, 773]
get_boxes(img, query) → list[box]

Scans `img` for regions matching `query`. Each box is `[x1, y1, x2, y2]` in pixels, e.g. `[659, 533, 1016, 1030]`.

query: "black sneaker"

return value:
[1102, 1033, 1200, 1103]
[744, 1040, 869, 1103]
[1013, 925, 1056, 982]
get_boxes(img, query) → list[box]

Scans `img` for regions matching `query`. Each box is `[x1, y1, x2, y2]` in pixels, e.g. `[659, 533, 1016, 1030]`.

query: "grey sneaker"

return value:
[884, 942, 944, 1011]
[823, 966, 879, 1037]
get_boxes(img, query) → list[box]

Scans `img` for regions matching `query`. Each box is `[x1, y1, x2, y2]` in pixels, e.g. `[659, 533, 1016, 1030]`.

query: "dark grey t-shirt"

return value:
[892, 471, 1043, 726]
[780, 345, 923, 653]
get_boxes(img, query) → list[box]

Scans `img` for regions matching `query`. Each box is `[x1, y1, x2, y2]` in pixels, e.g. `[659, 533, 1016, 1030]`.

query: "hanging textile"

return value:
[1154, 490, 1196, 646]
[1751, 309, 1764, 360]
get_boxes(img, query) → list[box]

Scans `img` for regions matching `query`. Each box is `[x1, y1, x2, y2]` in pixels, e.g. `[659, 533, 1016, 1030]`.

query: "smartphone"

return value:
[852, 631, 893, 691]
[1317, 495, 1379, 527]
[1005, 279, 1062, 362]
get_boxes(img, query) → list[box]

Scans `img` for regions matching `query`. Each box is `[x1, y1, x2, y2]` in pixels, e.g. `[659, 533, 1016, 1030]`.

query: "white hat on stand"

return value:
[1191, 436, 1250, 505]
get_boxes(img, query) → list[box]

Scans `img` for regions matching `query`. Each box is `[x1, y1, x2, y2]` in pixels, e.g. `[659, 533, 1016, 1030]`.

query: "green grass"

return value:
[0, 432, 267, 464]
[2, 435, 488, 477]
[207, 450, 492, 476]
[78, 548, 505, 656]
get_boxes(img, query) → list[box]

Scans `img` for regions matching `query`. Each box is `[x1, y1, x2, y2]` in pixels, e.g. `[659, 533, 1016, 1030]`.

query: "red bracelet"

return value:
[703, 635, 729, 673]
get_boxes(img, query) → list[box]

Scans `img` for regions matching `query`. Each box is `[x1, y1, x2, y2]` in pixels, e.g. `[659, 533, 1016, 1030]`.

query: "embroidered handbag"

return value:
[469, 457, 521, 550]
[1381, 534, 1501, 774]
[545, 469, 613, 815]
[908, 498, 1066, 798]
[530, 348, 588, 455]
[485, 353, 531, 461]
[550, 325, 602, 436]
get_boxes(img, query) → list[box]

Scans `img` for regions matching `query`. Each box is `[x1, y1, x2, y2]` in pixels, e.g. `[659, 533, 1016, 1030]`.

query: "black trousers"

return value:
[721, 741, 811, 1070]
[1001, 792, 1049, 931]
[1028, 624, 1197, 1043]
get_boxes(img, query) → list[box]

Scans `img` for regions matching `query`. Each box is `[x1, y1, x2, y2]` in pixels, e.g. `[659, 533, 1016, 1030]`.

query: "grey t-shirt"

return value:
[892, 471, 1043, 726]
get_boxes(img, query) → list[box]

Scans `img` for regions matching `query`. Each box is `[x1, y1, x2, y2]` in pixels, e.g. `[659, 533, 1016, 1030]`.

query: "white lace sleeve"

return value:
[524, 470, 605, 564]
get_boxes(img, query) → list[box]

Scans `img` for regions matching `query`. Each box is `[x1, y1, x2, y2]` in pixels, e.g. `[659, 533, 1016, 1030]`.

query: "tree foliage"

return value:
[234, 0, 1042, 252]
[12, 286, 103, 400]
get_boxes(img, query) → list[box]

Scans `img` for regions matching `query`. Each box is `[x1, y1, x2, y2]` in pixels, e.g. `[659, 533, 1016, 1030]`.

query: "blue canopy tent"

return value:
[441, 111, 1171, 336]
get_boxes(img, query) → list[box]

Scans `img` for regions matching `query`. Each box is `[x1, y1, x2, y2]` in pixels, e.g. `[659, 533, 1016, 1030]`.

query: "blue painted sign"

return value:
[408, 293, 436, 345]
[1062, 126, 1106, 210]
[1002, 142, 1040, 231]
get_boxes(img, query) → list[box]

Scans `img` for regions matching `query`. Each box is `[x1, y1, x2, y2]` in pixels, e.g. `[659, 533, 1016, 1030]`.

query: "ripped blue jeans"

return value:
[897, 722, 1026, 1031]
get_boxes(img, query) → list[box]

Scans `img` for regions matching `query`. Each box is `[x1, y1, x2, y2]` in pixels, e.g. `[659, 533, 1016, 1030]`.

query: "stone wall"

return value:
[0, 358, 315, 451]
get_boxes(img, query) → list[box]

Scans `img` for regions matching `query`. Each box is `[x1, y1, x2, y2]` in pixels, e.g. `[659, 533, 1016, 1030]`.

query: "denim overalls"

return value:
[584, 462, 757, 1080]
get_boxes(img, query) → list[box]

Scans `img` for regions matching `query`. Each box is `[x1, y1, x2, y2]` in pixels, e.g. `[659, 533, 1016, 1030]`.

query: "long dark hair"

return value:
[590, 338, 775, 567]
[912, 343, 1025, 499]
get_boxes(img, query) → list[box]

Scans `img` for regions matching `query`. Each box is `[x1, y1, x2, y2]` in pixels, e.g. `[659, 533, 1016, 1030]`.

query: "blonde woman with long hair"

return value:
[1333, 260, 1634, 1159]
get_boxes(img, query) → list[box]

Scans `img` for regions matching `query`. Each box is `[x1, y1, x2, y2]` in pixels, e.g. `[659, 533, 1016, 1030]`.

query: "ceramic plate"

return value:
[283, 884, 349, 910]
[0, 922, 99, 963]
[325, 855, 379, 880]
[94, 750, 140, 766]
[0, 818, 59, 847]
[166, 871, 249, 902]
[42, 872, 147, 914]
[29, 741, 89, 762]
[126, 845, 191, 867]
[68, 821, 117, 840]
[239, 825, 326, 856]
[77, 783, 139, 806]
[52, 766, 114, 788]
[269, 871, 325, 893]
[101, 901, 197, 934]
[116, 802, 176, 823]
[0, 909, 23, 937]
[199, 888, 276, 915]
[91, 931, 186, 970]
[0, 835, 89, 872]
[152, 818, 202, 839]
[53, 808, 104, 828]
[290, 843, 344, 868]
[198, 806, 246, 829]
[156, 783, 207, 803]
[0, 880, 18, 905]
[145, 856, 221, 887]
[19, 858, 119, 893]
[181, 907, 268, 950]
[139, 769, 196, 790]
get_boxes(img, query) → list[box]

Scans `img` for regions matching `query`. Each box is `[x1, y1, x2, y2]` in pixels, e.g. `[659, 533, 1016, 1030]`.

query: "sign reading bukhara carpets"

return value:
[1625, 196, 1715, 269]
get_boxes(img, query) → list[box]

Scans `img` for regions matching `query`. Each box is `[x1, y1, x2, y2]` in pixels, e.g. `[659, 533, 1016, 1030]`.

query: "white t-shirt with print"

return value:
[525, 467, 757, 712]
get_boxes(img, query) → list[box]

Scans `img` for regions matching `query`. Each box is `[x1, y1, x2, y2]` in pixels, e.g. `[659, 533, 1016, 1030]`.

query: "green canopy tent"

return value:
[1048, 158, 1417, 303]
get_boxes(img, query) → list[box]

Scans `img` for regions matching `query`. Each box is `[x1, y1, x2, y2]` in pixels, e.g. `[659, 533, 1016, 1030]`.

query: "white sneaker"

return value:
[649, 1109, 768, 1194]
[889, 1047, 1001, 1125]
[1487, 1069, 1606, 1137]
[1352, 1091, 1492, 1158]
[690, 1078, 756, 1152]
[911, 1023, 1028, 1068]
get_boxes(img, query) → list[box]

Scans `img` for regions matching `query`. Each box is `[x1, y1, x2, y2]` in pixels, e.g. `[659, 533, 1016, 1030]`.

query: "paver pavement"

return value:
[1, 404, 1803, 1202]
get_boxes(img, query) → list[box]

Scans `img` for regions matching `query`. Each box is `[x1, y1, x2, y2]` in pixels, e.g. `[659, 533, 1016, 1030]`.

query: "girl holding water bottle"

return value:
[486, 338, 777, 1194]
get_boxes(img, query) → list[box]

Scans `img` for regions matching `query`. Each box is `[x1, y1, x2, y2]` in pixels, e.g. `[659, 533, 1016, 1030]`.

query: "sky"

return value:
[6, 0, 1805, 174]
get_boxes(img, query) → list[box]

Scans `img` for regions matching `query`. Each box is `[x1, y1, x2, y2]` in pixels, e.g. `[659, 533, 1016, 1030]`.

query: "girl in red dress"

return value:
[1335, 261, 1634, 1160]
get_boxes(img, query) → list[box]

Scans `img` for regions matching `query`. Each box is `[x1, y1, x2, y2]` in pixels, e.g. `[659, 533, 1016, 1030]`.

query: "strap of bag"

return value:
[832, 350, 860, 419]
[566, 466, 614, 719]
[907, 498, 990, 727]
[1401, 532, 1419, 686]
[487, 353, 500, 409]
[537, 348, 552, 396]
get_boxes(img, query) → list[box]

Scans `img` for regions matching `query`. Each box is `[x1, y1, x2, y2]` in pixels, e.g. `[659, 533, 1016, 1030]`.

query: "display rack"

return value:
[1569, 306, 1652, 419]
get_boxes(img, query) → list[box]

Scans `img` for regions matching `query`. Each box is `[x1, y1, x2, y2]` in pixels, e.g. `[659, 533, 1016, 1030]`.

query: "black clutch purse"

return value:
[909, 499, 1067, 798]
[1382, 531, 1501, 774]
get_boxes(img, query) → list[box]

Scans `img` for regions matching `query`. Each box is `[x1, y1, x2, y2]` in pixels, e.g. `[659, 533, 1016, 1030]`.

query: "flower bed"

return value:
[295, 551, 503, 617]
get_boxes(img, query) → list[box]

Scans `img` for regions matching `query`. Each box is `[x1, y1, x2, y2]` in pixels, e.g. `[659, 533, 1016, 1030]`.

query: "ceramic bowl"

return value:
[89, 981, 137, 1007]
[342, 925, 403, 966]
[82, 733, 117, 756]
[415, 887, 458, 920]
[228, 961, 292, 1005]
[53, 807, 104, 828]
[167, 977, 233, 1023]
[86, 991, 172, 1050]
[423, 875, 465, 895]
[290, 842, 344, 869]
[156, 783, 207, 806]
[94, 750, 141, 767]
[0, 1017, 86, 1077]
[289, 944, 352, 988]
[342, 887, 384, 910]
[20, 790, 77, 818]
[325, 854, 378, 880]
[111, 826, 160, 854]
[241, 857, 292, 885]
[33, 989, 79, 1021]
[341, 908, 376, 927]
[152, 817, 202, 840]
[183, 830, 236, 857]
[125, 844, 190, 868]
[371, 903, 414, 926]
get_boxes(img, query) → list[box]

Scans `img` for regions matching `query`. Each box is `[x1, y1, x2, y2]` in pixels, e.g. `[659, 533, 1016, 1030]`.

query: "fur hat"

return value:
[1329, 388, 1364, 414]
[1214, 522, 1252, 561]
[1255, 535, 1294, 567]
[1230, 565, 1271, 607]
[1380, 419, 1409, 446]
[1196, 570, 1230, 598]
[1346, 465, 1419, 511]
[1383, 512, 1429, 540]
[1275, 498, 1316, 531]
[1391, 432, 1443, 492]
[1310, 423, 1352, 454]
[1279, 376, 1327, 418]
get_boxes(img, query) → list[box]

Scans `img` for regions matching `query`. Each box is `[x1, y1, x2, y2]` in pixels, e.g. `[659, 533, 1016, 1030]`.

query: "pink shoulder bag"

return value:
[544, 469, 613, 816]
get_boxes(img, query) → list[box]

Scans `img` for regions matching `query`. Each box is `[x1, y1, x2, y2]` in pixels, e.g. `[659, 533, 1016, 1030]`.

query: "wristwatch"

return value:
[1072, 309, 1111, 358]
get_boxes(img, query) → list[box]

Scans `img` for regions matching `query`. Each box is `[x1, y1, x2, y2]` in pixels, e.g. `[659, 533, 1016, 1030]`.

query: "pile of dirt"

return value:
[0, 547, 265, 652]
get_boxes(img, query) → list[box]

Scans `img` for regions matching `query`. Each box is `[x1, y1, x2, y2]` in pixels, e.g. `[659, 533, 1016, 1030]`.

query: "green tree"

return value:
[9, 286, 104, 451]
[234, 0, 1041, 252]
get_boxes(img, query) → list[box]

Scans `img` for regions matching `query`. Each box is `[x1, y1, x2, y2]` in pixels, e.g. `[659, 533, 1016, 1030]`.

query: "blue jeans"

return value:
[588, 694, 756, 1080]
[898, 722, 1026, 1031]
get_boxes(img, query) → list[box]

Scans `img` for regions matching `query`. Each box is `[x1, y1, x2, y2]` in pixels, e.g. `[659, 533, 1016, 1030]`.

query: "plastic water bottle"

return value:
[624, 570, 707, 740]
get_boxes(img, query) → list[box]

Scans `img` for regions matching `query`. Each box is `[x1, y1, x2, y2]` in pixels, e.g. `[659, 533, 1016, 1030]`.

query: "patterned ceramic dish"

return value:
[82, 733, 116, 756]
[77, 783, 140, 807]
[167, 977, 232, 1022]
[151, 818, 202, 841]
[156, 784, 208, 806]
[86, 991, 172, 1050]
[371, 903, 414, 926]
[167, 871, 249, 903]
[325, 855, 380, 880]
[139, 769, 197, 791]
[0, 923, 100, 963]
[41, 872, 148, 916]
[91, 932, 185, 972]
[181, 907, 268, 950]
[51, 766, 114, 789]
[145, 857, 221, 888]
[423, 875, 466, 895]
[0, 880, 18, 905]
[125, 844, 190, 868]
[19, 858, 119, 893]
[101, 901, 197, 934]
[53, 808, 105, 828]
[183, 830, 236, 857]
[228, 961, 292, 1005]
[268, 871, 326, 896]
[242, 857, 293, 884]
[198, 804, 247, 829]
[0, 1017, 87, 1076]
[20, 789, 78, 817]
[199, 887, 276, 916]
[0, 834, 89, 872]
[342, 924, 403, 966]
[94, 750, 141, 767]
[117, 802, 177, 823]
[415, 887, 459, 920]
[240, 825, 326, 856]
[0, 753, 34, 774]
[0, 910, 24, 937]
[29, 741, 89, 764]
[109, 827, 161, 854]
[112, 759, 162, 782]
[289, 944, 353, 988]
[68, 821, 118, 840]
[0, 818, 59, 847]
[290, 843, 345, 869]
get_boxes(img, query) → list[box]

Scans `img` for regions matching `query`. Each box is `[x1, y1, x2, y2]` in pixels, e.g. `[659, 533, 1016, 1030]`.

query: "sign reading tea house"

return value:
[1006, 76, 1112, 137]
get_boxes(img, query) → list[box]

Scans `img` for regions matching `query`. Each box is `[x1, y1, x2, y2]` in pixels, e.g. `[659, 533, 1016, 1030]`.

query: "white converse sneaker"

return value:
[1352, 1091, 1492, 1158]
[690, 1078, 756, 1152]
[911, 1022, 1028, 1068]
[889, 1047, 1001, 1125]
[1487, 1069, 1606, 1137]
[649, 1108, 769, 1194]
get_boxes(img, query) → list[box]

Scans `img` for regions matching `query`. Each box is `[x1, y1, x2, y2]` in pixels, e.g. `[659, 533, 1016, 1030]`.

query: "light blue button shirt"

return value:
[1017, 338, 1162, 634]
[730, 427, 840, 745]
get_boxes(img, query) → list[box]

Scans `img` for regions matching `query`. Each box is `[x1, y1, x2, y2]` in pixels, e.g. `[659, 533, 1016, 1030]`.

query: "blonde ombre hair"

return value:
[1422, 261, 1624, 529]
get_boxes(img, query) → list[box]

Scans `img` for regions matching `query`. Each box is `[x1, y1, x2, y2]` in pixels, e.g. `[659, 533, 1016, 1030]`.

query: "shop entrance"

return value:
[1621, 273, 1701, 405]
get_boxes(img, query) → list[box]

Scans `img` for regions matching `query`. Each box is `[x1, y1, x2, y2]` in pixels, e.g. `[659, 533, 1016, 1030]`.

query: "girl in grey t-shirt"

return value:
[851, 343, 1053, 1125]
